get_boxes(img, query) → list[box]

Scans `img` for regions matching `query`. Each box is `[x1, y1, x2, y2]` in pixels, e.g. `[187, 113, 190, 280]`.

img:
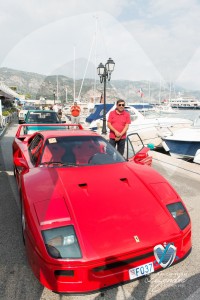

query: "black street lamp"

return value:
[97, 58, 115, 134]
[53, 90, 56, 104]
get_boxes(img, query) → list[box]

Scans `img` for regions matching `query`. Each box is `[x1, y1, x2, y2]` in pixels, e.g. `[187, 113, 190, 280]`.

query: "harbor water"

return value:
[161, 109, 200, 121]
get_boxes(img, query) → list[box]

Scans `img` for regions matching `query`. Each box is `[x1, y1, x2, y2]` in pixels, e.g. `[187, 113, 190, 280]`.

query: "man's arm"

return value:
[119, 112, 131, 137]
[120, 124, 129, 137]
[107, 122, 121, 137]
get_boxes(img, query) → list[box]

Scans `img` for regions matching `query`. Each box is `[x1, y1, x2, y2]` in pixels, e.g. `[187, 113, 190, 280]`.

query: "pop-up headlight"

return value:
[167, 202, 190, 230]
[42, 226, 82, 259]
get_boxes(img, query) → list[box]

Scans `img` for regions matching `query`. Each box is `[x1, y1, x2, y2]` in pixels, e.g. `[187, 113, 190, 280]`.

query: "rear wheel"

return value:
[13, 165, 16, 177]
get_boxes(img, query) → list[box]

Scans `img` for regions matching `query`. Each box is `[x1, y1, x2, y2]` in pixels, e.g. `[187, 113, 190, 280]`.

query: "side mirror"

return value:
[14, 157, 28, 170]
[133, 149, 152, 166]
[134, 152, 147, 162]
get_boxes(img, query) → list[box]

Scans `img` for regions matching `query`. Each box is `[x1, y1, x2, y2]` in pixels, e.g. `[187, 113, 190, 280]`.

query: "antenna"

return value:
[56, 75, 58, 102]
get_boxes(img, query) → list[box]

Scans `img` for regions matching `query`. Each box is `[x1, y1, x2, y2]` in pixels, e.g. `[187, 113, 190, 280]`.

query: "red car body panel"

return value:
[12, 125, 191, 293]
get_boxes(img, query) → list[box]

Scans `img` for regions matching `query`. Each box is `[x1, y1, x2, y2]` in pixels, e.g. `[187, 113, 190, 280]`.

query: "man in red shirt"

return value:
[107, 99, 131, 155]
[70, 102, 81, 124]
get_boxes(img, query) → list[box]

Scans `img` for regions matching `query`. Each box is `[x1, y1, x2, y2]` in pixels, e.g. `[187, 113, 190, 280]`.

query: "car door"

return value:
[124, 133, 152, 166]
[14, 134, 44, 188]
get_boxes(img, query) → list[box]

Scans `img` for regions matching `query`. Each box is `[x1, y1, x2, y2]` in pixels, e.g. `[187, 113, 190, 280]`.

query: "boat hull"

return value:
[163, 139, 200, 158]
[171, 106, 200, 109]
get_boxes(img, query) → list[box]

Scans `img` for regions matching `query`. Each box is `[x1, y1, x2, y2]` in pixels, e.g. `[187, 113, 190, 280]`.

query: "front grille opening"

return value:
[93, 252, 154, 272]
[55, 270, 74, 277]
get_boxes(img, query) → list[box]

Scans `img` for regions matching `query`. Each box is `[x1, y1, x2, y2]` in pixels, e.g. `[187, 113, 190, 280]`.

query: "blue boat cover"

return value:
[86, 104, 114, 123]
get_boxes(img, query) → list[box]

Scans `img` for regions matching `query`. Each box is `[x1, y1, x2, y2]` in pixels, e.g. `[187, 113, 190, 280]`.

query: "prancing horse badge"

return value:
[134, 236, 140, 243]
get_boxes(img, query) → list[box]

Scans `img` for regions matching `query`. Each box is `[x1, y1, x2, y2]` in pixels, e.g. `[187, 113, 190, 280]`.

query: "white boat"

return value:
[162, 116, 200, 163]
[86, 104, 193, 147]
[170, 96, 200, 109]
[126, 106, 192, 130]
[154, 104, 178, 114]
[127, 102, 155, 113]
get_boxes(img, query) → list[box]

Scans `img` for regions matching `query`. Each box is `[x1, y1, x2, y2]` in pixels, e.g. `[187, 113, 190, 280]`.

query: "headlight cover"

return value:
[42, 226, 82, 259]
[167, 202, 190, 230]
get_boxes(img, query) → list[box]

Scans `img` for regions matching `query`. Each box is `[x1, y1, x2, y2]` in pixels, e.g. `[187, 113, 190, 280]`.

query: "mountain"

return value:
[0, 67, 200, 104]
[53, 57, 96, 79]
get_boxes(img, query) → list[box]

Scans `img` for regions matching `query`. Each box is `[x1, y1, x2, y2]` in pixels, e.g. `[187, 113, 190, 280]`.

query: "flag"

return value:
[137, 88, 144, 98]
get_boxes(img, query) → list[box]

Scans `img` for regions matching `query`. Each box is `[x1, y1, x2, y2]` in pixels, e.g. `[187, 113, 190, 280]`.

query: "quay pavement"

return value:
[0, 121, 200, 300]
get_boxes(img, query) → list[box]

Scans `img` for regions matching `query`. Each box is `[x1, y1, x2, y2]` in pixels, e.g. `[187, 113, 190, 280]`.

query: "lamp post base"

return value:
[102, 118, 107, 135]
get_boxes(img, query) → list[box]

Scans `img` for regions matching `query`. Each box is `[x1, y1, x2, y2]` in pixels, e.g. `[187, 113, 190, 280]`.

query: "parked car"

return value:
[62, 105, 70, 116]
[18, 105, 38, 123]
[20, 109, 65, 134]
[12, 125, 191, 293]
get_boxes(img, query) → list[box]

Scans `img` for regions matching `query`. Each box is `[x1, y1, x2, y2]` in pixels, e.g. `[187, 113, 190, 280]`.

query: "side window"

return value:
[28, 135, 44, 165]
[124, 133, 144, 159]
[124, 138, 135, 160]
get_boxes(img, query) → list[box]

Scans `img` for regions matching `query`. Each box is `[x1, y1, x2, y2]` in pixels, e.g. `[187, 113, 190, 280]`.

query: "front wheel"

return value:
[21, 204, 26, 245]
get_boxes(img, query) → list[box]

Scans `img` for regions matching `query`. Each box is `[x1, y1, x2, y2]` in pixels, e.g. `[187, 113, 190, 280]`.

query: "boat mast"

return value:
[158, 78, 161, 105]
[169, 80, 172, 105]
[56, 75, 58, 102]
[148, 81, 151, 103]
[77, 15, 98, 102]
[73, 46, 76, 102]
[77, 36, 95, 101]
[94, 15, 98, 101]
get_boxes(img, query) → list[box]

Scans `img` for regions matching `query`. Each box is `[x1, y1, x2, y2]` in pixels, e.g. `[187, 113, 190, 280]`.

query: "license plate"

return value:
[129, 262, 154, 279]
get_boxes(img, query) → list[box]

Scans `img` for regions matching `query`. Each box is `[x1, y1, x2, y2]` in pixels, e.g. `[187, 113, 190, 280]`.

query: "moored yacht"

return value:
[162, 115, 200, 164]
[170, 96, 200, 109]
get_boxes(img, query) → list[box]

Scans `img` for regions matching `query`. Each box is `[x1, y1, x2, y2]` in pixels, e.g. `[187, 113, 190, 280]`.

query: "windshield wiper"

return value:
[40, 161, 77, 167]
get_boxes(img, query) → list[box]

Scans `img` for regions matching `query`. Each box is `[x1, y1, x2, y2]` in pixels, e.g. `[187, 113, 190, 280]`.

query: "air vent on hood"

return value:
[78, 183, 87, 187]
[120, 178, 127, 182]
[78, 182, 88, 194]
[120, 177, 130, 186]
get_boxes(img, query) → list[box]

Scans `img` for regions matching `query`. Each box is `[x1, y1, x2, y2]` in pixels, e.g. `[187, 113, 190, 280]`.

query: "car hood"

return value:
[30, 163, 180, 260]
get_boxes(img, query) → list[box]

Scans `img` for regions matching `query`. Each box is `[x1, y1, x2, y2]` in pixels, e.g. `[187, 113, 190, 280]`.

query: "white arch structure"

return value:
[0, 82, 21, 100]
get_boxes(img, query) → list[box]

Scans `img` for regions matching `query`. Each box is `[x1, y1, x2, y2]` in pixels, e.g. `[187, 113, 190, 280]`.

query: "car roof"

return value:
[39, 129, 100, 139]
[27, 110, 56, 113]
[24, 106, 36, 109]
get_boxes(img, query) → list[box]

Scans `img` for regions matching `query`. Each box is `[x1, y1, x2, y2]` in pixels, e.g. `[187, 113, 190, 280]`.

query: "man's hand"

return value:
[114, 130, 121, 138]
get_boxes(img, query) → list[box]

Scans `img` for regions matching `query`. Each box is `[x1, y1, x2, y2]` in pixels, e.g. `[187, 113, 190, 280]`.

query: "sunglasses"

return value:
[118, 103, 125, 107]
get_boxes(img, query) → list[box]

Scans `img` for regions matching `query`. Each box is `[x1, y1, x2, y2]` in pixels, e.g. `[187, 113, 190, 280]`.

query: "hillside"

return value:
[0, 67, 200, 104]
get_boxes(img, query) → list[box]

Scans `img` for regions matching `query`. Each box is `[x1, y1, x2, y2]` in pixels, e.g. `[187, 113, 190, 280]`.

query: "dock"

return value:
[1, 120, 200, 300]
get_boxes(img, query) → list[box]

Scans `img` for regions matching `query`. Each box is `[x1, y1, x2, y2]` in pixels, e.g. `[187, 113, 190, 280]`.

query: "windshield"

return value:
[141, 110, 161, 118]
[24, 106, 36, 110]
[41, 136, 125, 166]
[26, 111, 60, 123]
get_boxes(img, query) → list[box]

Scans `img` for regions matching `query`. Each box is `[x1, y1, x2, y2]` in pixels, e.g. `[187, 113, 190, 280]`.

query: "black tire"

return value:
[13, 165, 16, 177]
[21, 204, 26, 245]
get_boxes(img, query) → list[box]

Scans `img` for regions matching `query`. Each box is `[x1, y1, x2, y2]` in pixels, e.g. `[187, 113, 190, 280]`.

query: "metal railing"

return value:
[0, 113, 16, 129]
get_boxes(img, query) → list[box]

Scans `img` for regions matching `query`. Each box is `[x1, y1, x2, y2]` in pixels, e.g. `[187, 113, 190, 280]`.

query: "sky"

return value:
[1, 0, 200, 90]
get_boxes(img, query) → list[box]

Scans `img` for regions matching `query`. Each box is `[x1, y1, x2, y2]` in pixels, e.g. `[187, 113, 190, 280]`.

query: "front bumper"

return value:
[27, 228, 191, 293]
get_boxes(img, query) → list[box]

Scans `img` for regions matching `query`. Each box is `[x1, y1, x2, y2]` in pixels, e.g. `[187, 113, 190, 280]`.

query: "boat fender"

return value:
[147, 143, 155, 150]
